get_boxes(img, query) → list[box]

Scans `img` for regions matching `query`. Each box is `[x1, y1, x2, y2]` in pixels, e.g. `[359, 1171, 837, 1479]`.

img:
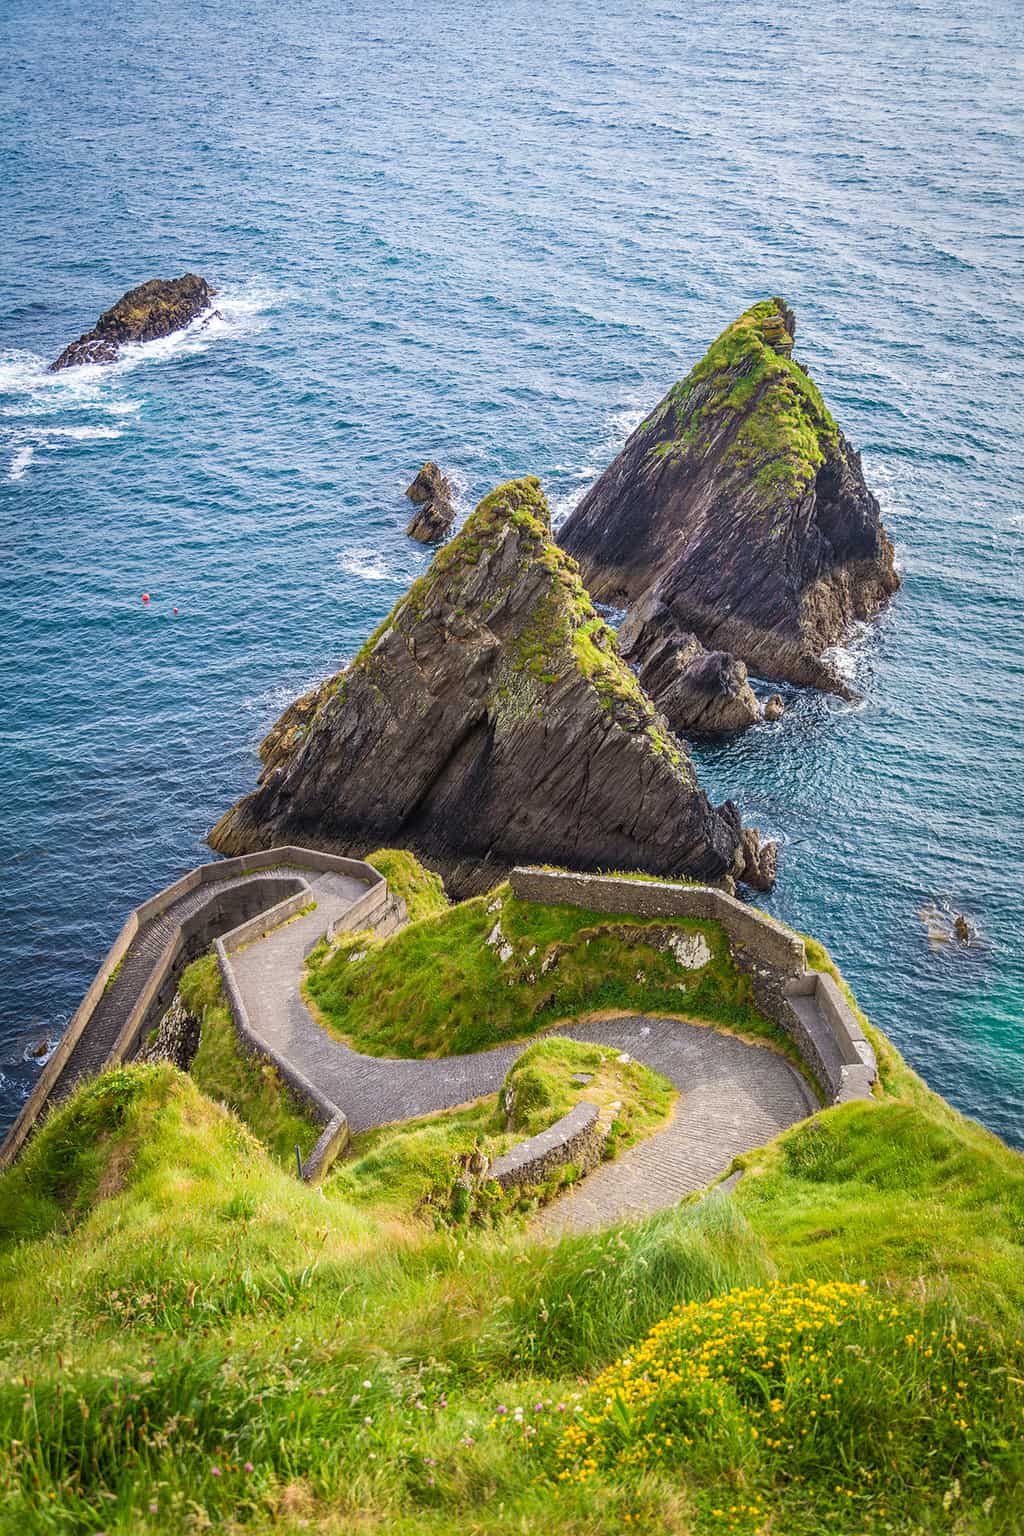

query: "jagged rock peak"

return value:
[211, 476, 775, 892]
[405, 460, 455, 543]
[560, 297, 899, 700]
[49, 273, 217, 370]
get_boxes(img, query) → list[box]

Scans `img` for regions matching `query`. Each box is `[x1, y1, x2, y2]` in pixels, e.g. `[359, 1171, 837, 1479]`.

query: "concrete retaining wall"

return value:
[1, 848, 386, 1175]
[509, 868, 805, 971]
[214, 930, 351, 1182]
[508, 867, 876, 1107]
[1, 910, 141, 1171]
[488, 1102, 606, 1190]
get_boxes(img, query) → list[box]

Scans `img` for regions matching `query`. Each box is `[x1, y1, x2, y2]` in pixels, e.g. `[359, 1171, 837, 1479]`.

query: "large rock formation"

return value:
[560, 299, 899, 704]
[50, 274, 216, 370]
[405, 461, 456, 543]
[211, 477, 776, 891]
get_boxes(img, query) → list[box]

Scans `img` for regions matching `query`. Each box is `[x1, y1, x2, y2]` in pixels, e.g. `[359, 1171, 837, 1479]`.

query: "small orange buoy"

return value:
[142, 592, 150, 603]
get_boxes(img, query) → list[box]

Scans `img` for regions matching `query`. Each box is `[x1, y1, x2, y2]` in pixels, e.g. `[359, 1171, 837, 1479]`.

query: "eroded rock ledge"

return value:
[211, 477, 776, 893]
[560, 298, 899, 716]
[50, 273, 216, 370]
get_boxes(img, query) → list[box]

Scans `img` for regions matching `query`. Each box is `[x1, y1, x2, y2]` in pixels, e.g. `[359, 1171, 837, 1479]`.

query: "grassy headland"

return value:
[0, 863, 1020, 1534]
[304, 883, 789, 1066]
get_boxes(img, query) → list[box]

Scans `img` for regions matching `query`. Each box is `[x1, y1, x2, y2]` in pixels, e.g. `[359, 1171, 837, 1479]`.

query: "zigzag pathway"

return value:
[229, 901, 816, 1233]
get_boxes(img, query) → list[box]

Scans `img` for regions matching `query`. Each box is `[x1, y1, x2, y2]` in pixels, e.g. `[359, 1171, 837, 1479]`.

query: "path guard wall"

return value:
[0, 848, 387, 1176]
[508, 868, 877, 1105]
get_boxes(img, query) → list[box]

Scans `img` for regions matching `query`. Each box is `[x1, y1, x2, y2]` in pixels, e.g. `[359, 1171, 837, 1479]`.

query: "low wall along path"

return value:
[2, 854, 877, 1233]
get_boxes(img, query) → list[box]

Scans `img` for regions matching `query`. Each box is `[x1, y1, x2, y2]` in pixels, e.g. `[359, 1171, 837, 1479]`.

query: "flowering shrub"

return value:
[554, 1280, 1020, 1531]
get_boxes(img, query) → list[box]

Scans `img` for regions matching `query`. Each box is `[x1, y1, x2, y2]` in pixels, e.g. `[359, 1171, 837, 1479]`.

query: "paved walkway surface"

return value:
[531, 1020, 815, 1236]
[228, 894, 816, 1228]
[54, 867, 320, 1103]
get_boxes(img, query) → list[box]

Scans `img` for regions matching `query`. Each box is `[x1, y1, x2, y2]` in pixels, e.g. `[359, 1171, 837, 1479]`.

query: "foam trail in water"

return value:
[0, 280, 286, 481]
[337, 548, 392, 580]
[7, 445, 33, 482]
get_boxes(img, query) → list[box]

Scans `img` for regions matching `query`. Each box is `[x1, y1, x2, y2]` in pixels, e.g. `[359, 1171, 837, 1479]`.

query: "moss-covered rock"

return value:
[49, 274, 216, 370]
[211, 477, 774, 890]
[561, 298, 900, 698]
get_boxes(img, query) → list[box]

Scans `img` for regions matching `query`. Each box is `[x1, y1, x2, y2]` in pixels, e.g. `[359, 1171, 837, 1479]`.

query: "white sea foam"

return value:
[337, 547, 391, 581]
[549, 400, 647, 530]
[550, 487, 587, 527]
[822, 619, 873, 690]
[7, 445, 34, 481]
[44, 424, 124, 441]
[605, 405, 646, 446]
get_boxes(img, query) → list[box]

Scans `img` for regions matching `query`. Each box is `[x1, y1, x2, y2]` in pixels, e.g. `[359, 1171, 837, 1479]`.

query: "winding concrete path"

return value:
[228, 888, 816, 1230]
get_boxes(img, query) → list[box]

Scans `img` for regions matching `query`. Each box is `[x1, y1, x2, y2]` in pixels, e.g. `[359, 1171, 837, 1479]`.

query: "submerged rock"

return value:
[210, 476, 775, 892]
[49, 273, 216, 370]
[405, 461, 455, 543]
[560, 298, 899, 706]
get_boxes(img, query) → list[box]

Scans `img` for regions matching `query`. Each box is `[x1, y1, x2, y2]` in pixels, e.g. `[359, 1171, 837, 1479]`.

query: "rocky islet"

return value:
[211, 476, 777, 891]
[560, 297, 900, 729]
[49, 273, 216, 370]
[405, 460, 456, 543]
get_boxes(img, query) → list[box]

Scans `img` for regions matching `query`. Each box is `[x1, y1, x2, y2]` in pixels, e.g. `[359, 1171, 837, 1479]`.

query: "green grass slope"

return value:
[0, 909, 1021, 1534]
[304, 882, 797, 1071]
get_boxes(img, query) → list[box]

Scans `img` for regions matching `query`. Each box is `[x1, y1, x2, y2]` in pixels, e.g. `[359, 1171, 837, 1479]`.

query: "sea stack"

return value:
[211, 476, 776, 891]
[405, 461, 455, 543]
[560, 299, 899, 711]
[49, 274, 216, 370]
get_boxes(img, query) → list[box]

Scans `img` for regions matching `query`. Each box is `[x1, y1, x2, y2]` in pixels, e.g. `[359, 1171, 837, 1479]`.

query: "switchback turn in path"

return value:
[227, 895, 816, 1232]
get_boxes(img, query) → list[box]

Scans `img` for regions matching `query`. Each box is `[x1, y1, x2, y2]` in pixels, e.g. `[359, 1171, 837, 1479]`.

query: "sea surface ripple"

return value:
[1, 0, 1022, 1147]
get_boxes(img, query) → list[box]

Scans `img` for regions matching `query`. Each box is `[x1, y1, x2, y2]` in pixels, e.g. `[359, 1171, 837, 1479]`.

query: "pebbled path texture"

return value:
[228, 885, 816, 1230]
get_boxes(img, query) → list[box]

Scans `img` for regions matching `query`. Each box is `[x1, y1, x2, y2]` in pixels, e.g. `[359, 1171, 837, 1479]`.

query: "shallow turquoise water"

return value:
[1, 0, 1022, 1146]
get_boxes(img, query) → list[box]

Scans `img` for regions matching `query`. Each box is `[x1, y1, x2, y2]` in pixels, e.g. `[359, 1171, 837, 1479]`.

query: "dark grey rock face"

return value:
[135, 994, 200, 1071]
[405, 461, 455, 543]
[50, 274, 216, 370]
[211, 476, 775, 893]
[560, 298, 899, 712]
[617, 592, 760, 736]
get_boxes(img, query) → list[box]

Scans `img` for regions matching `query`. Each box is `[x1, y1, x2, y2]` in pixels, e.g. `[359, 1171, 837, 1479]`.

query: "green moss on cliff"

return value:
[645, 298, 840, 503]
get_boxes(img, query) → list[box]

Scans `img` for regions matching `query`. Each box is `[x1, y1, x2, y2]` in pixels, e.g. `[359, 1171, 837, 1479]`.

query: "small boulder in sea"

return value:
[954, 914, 971, 944]
[49, 273, 217, 370]
[763, 694, 785, 722]
[405, 461, 455, 543]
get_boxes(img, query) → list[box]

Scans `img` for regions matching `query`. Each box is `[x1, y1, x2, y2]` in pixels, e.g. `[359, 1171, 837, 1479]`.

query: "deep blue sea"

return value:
[1, 0, 1022, 1148]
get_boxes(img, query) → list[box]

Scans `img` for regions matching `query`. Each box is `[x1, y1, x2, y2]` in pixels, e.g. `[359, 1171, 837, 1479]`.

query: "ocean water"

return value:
[1, 0, 1022, 1148]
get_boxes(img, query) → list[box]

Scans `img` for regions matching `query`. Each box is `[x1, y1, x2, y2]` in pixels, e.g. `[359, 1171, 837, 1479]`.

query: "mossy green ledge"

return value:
[560, 298, 900, 697]
[210, 477, 775, 892]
